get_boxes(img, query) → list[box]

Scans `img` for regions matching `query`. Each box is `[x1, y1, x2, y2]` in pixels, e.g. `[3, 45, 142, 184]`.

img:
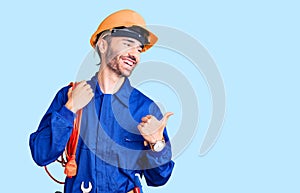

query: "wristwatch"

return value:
[149, 138, 166, 152]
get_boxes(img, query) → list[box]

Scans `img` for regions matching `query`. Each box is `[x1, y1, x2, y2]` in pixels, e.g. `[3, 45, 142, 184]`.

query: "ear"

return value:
[97, 38, 108, 54]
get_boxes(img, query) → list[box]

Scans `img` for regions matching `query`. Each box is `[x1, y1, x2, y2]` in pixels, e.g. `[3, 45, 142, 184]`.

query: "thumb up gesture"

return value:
[137, 112, 173, 144]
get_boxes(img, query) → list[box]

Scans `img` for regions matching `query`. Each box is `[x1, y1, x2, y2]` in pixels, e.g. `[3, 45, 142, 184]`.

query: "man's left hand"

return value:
[137, 112, 173, 144]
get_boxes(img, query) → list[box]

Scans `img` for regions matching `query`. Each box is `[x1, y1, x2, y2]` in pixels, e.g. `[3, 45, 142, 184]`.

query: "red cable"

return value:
[44, 82, 82, 183]
[44, 166, 65, 184]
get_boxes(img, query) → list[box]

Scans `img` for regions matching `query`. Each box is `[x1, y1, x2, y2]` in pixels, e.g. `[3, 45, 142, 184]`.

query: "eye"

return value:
[123, 42, 131, 47]
[137, 47, 142, 53]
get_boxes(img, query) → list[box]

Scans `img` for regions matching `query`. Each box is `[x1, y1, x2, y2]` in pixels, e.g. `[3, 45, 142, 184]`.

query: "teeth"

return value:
[124, 60, 133, 66]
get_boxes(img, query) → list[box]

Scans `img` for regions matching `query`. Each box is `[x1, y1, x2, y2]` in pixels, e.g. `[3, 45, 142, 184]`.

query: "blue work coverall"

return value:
[29, 74, 175, 193]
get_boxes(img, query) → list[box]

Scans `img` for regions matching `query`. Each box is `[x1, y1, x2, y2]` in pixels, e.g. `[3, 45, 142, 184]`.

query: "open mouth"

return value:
[121, 56, 136, 67]
[124, 59, 134, 67]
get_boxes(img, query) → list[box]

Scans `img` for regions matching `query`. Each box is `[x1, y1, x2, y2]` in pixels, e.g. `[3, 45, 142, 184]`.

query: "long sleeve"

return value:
[143, 141, 175, 186]
[29, 86, 75, 166]
[142, 102, 175, 186]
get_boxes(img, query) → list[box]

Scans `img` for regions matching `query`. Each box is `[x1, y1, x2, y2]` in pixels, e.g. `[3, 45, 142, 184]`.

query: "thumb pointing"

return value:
[162, 112, 174, 124]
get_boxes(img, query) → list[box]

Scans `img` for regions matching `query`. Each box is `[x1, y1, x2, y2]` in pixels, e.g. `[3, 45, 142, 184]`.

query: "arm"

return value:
[29, 86, 75, 166]
[29, 81, 94, 166]
[143, 132, 175, 186]
[139, 103, 175, 186]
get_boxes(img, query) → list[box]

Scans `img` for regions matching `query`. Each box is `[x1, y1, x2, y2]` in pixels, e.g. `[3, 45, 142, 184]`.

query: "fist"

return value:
[65, 81, 94, 113]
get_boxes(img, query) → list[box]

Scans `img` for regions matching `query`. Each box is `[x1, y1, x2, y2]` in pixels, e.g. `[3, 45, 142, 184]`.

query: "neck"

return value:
[97, 64, 125, 94]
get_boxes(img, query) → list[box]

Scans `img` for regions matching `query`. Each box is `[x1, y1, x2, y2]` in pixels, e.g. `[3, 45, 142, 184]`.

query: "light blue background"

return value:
[1, 0, 299, 192]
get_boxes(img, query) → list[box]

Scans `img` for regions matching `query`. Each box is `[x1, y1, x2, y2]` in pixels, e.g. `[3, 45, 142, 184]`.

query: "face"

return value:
[104, 36, 143, 77]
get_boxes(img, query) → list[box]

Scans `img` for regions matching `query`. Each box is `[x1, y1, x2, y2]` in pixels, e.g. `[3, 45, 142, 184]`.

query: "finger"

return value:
[83, 82, 90, 88]
[141, 115, 152, 122]
[137, 124, 143, 131]
[88, 91, 94, 97]
[82, 82, 90, 90]
[141, 116, 149, 122]
[162, 112, 174, 124]
[67, 87, 72, 98]
[68, 87, 72, 94]
[86, 87, 93, 93]
[77, 80, 87, 88]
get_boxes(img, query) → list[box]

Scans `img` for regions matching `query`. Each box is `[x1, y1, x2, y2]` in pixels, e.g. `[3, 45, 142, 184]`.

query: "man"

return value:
[30, 9, 175, 193]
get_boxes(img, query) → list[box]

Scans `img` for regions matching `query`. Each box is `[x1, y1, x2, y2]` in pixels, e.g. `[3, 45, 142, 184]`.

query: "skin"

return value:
[65, 34, 173, 144]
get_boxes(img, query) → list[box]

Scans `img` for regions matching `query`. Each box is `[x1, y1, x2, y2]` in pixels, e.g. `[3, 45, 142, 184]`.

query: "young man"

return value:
[29, 9, 175, 193]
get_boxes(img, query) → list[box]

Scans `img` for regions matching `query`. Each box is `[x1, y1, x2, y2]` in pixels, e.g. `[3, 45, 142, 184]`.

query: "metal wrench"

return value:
[81, 181, 92, 193]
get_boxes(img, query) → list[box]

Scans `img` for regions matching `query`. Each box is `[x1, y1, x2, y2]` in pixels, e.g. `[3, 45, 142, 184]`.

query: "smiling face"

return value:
[104, 36, 143, 77]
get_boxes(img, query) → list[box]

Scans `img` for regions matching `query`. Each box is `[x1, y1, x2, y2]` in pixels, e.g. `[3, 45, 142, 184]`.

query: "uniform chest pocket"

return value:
[123, 134, 145, 150]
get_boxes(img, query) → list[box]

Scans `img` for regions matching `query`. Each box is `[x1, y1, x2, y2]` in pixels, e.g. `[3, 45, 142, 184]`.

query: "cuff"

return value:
[145, 142, 172, 168]
[58, 105, 76, 124]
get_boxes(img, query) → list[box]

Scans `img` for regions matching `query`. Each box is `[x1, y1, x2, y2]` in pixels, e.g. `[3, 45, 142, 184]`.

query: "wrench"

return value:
[81, 181, 92, 193]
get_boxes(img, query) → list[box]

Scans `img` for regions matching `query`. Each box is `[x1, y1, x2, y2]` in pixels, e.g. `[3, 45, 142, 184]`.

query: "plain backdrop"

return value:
[0, 0, 299, 192]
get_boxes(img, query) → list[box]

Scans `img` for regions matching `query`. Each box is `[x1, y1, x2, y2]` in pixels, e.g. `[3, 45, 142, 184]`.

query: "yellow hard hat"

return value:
[90, 9, 158, 52]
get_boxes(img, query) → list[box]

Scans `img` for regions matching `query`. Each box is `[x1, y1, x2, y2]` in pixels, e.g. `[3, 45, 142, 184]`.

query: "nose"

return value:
[128, 46, 141, 61]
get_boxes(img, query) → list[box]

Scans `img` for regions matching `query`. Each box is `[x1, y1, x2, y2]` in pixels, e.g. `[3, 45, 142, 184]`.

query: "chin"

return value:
[121, 71, 132, 77]
[122, 73, 131, 78]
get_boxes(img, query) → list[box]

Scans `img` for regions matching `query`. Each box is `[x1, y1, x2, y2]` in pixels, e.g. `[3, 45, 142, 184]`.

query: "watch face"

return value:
[153, 140, 166, 152]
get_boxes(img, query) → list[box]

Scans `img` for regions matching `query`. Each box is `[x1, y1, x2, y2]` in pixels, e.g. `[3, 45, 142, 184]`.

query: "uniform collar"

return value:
[90, 73, 133, 108]
[114, 77, 133, 107]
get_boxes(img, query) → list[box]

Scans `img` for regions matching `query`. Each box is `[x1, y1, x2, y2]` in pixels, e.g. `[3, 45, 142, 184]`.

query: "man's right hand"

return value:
[65, 81, 94, 113]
